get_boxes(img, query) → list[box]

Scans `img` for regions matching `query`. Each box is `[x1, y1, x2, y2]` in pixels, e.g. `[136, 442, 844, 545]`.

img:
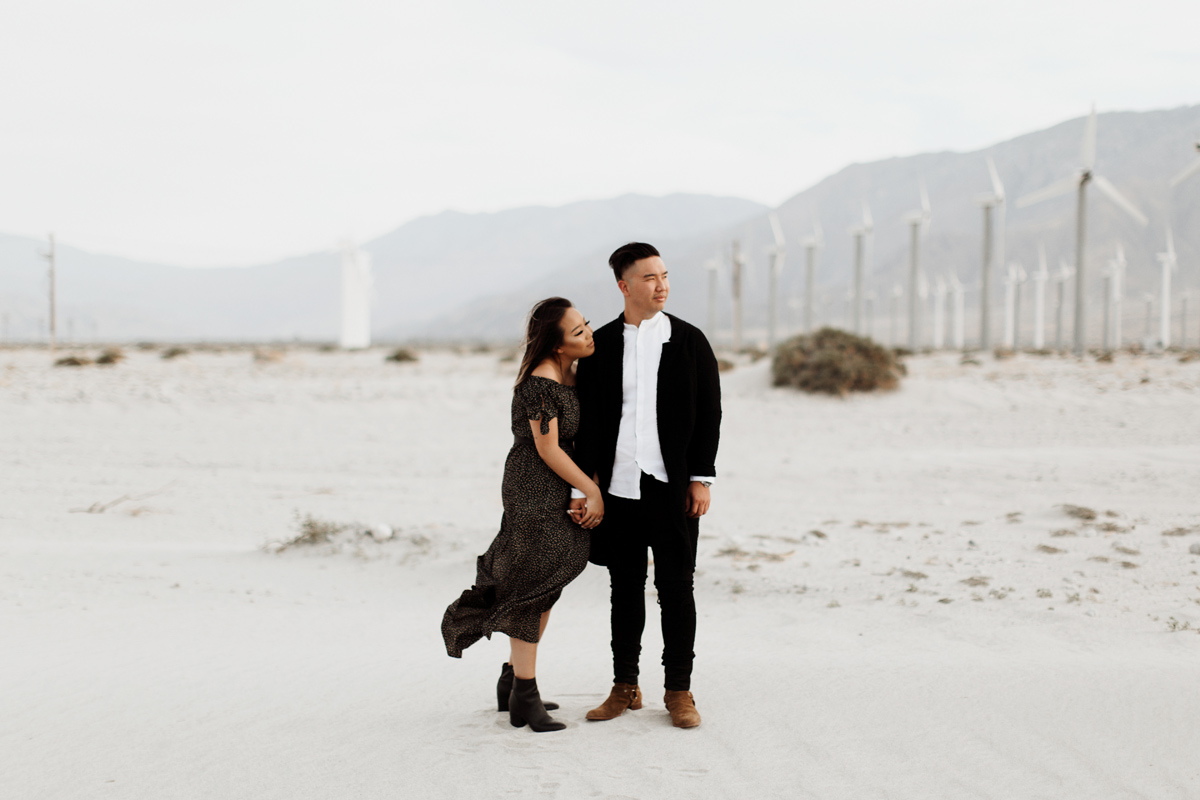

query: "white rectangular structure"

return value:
[340, 244, 372, 350]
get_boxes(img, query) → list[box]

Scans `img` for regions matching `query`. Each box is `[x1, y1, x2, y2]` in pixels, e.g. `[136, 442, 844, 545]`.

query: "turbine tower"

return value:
[1032, 247, 1049, 349]
[904, 184, 931, 350]
[1004, 262, 1027, 349]
[848, 204, 872, 335]
[950, 268, 965, 350]
[1157, 228, 1178, 348]
[339, 241, 372, 350]
[705, 255, 720, 340]
[731, 240, 745, 351]
[976, 158, 1005, 351]
[1016, 106, 1149, 355]
[767, 212, 786, 350]
[802, 224, 823, 334]
[1106, 243, 1127, 350]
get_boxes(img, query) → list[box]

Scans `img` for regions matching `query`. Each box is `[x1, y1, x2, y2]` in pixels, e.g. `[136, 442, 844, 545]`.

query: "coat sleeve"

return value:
[685, 329, 721, 478]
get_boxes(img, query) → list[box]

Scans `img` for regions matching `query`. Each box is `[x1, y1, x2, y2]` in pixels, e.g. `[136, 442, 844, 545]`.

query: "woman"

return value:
[441, 297, 603, 733]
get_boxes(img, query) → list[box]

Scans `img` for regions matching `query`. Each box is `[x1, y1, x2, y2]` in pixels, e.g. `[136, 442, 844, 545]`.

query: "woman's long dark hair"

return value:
[516, 297, 573, 387]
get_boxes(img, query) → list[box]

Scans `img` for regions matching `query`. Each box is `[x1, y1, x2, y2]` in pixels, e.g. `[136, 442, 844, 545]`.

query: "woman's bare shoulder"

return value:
[529, 362, 562, 383]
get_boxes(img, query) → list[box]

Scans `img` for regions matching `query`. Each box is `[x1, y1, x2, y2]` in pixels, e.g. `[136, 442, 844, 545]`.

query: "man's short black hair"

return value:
[608, 242, 660, 282]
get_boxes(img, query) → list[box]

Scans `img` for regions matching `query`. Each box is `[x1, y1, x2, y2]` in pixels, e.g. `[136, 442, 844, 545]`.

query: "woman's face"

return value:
[556, 307, 594, 360]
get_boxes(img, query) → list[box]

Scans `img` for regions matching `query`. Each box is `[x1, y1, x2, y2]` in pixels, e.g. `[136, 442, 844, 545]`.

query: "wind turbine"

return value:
[1157, 228, 1178, 348]
[767, 213, 786, 350]
[731, 240, 745, 351]
[950, 268, 965, 349]
[889, 283, 903, 347]
[932, 274, 947, 349]
[976, 158, 1005, 351]
[1104, 243, 1127, 350]
[904, 184, 931, 349]
[1055, 259, 1075, 351]
[802, 224, 823, 334]
[1016, 106, 1149, 355]
[1170, 139, 1200, 188]
[339, 241, 373, 350]
[848, 204, 872, 335]
[705, 255, 720, 340]
[1003, 262, 1026, 349]
[1032, 247, 1049, 349]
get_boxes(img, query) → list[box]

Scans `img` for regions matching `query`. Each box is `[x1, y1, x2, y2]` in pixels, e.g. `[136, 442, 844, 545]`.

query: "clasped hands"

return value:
[568, 481, 712, 528]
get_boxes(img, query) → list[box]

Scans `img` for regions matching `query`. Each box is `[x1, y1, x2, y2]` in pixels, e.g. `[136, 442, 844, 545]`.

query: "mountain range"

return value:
[2, 104, 1197, 345]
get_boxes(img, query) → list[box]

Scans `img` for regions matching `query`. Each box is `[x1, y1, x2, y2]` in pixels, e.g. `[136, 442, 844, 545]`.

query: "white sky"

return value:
[2, 0, 1197, 266]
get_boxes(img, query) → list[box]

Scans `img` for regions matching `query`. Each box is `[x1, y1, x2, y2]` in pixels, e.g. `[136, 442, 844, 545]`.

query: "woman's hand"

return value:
[577, 490, 605, 529]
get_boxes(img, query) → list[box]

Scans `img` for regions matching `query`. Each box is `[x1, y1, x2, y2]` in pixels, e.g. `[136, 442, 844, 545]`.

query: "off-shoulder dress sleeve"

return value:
[516, 378, 560, 436]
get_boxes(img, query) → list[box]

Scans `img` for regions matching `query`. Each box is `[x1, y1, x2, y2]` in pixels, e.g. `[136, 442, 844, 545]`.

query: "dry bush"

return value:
[1095, 350, 1114, 363]
[771, 328, 905, 396]
[275, 514, 347, 551]
[96, 347, 125, 365]
[993, 347, 1015, 360]
[386, 347, 418, 363]
[716, 358, 735, 372]
[54, 354, 92, 367]
[1062, 504, 1097, 521]
[161, 346, 188, 360]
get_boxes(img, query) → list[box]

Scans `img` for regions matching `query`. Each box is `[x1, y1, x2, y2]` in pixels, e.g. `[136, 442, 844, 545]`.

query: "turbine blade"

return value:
[1167, 226, 1176, 259]
[987, 156, 1005, 201]
[1092, 175, 1149, 227]
[814, 222, 824, 247]
[1170, 157, 1200, 188]
[1016, 175, 1079, 208]
[769, 212, 785, 247]
[920, 181, 931, 215]
[862, 202, 873, 230]
[1082, 105, 1097, 172]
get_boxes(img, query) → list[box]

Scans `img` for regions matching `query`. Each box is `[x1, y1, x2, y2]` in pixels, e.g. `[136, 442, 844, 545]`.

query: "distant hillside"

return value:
[418, 104, 1200, 346]
[0, 193, 766, 342]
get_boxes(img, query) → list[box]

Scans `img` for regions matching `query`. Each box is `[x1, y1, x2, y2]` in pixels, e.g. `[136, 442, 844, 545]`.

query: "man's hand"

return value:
[685, 482, 711, 518]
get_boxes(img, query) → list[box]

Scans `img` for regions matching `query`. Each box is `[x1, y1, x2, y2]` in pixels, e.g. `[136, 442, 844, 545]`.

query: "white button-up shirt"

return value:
[574, 312, 714, 502]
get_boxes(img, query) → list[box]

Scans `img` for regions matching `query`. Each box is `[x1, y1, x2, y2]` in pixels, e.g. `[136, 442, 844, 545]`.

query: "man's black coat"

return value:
[575, 312, 722, 567]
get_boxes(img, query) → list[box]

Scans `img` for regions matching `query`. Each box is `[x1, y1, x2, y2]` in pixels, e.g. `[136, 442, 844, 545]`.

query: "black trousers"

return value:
[604, 473, 697, 692]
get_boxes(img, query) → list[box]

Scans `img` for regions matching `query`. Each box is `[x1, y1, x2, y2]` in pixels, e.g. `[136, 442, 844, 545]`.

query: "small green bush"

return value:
[54, 354, 92, 367]
[161, 346, 188, 360]
[771, 327, 904, 396]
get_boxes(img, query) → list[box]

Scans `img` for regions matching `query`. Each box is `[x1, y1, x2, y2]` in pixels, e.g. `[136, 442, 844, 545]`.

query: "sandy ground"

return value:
[2, 345, 1199, 799]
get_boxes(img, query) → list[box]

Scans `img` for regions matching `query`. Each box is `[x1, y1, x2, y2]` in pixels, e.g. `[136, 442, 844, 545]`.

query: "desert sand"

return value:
[3, 345, 1199, 799]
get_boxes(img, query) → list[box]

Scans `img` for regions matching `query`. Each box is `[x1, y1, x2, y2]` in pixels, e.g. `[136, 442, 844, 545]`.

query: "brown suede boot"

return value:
[664, 690, 701, 728]
[585, 683, 643, 721]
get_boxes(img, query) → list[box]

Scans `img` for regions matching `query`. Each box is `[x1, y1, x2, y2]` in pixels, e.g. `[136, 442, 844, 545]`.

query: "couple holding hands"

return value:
[442, 242, 722, 732]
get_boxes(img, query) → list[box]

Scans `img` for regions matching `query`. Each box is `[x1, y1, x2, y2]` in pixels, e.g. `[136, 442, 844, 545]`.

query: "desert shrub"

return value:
[161, 346, 188, 360]
[1095, 350, 1114, 363]
[386, 347, 418, 363]
[992, 347, 1015, 360]
[771, 327, 905, 396]
[275, 514, 347, 551]
[54, 354, 92, 367]
[716, 358, 735, 372]
[96, 347, 125, 365]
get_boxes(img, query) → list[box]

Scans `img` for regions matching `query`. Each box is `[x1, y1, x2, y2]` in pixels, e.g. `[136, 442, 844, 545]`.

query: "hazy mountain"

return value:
[417, 104, 1200, 345]
[0, 193, 766, 342]
[4, 105, 1198, 346]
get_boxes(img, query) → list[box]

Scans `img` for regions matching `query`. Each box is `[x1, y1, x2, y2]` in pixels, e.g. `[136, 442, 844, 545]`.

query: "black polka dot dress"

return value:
[442, 376, 590, 657]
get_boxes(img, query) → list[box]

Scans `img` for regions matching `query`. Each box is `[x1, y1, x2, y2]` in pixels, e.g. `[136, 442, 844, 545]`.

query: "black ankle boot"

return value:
[497, 663, 558, 712]
[509, 677, 566, 732]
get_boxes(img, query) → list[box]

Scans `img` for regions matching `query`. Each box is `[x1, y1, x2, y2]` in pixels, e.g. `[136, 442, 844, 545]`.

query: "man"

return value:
[569, 242, 721, 729]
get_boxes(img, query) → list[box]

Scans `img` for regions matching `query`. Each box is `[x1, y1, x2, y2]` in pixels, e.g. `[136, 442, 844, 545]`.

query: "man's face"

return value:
[618, 256, 669, 320]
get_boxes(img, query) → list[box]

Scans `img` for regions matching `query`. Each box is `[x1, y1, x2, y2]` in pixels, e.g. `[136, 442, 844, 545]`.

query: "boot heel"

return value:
[509, 710, 526, 728]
